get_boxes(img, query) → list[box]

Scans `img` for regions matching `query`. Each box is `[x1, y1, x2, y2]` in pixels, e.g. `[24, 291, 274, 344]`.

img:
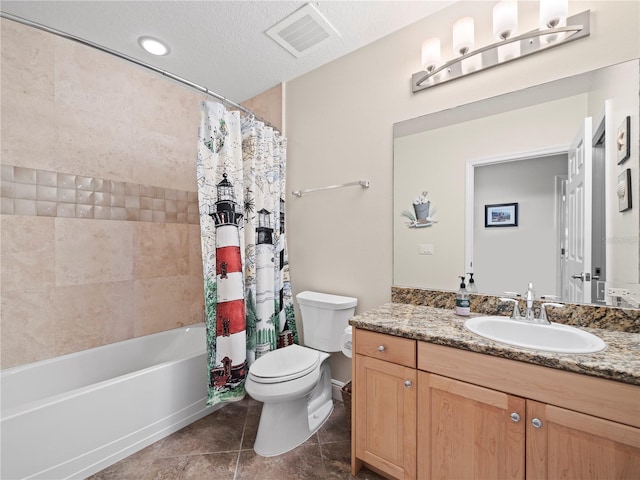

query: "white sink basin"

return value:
[464, 316, 606, 354]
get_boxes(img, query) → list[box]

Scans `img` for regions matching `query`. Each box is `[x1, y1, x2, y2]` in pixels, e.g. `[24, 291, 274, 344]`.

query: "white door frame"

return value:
[464, 145, 571, 276]
[566, 117, 593, 304]
[591, 101, 611, 303]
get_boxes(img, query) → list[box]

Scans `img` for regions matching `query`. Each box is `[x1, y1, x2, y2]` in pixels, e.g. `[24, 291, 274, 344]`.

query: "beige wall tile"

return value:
[131, 68, 202, 140]
[1, 92, 56, 170]
[1, 19, 56, 169]
[134, 276, 202, 337]
[133, 222, 189, 279]
[130, 70, 200, 192]
[188, 274, 205, 324]
[0, 19, 55, 99]
[1, 215, 55, 292]
[131, 127, 198, 192]
[54, 35, 133, 123]
[1, 288, 56, 368]
[189, 224, 204, 277]
[54, 281, 134, 356]
[55, 218, 134, 286]
[54, 105, 133, 181]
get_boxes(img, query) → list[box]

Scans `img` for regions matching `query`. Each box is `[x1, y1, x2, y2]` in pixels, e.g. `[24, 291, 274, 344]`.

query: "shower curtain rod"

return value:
[0, 11, 277, 130]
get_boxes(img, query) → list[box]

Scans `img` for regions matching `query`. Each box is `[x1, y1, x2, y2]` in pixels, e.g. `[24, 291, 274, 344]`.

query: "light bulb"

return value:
[453, 17, 474, 56]
[493, 0, 518, 40]
[539, 0, 568, 45]
[421, 38, 441, 72]
[540, 0, 568, 29]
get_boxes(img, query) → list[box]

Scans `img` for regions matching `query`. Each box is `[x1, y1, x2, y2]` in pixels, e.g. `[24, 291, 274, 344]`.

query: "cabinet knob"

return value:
[378, 345, 385, 352]
[531, 418, 543, 429]
[404, 380, 412, 389]
[510, 412, 521, 423]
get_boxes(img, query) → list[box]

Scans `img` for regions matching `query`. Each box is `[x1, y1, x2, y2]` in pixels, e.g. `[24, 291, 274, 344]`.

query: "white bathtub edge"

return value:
[31, 398, 221, 480]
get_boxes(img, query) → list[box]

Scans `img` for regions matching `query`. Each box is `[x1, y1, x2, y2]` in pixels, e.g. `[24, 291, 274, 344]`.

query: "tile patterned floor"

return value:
[88, 397, 387, 480]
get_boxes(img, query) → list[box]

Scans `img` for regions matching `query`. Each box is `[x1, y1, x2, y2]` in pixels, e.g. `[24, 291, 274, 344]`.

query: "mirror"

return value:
[394, 59, 639, 307]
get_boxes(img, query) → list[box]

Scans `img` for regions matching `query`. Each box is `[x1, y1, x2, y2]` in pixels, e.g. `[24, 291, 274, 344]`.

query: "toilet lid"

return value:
[249, 344, 321, 384]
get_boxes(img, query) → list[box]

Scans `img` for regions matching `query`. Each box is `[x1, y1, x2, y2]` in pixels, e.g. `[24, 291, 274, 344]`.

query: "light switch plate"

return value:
[419, 244, 434, 255]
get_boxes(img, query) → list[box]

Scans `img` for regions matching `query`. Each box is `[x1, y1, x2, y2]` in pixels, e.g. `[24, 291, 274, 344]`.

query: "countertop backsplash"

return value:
[391, 286, 640, 334]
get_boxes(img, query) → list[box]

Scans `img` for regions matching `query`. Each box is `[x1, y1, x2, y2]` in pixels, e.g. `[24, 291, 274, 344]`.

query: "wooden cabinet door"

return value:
[355, 354, 417, 480]
[418, 372, 525, 480]
[527, 400, 640, 479]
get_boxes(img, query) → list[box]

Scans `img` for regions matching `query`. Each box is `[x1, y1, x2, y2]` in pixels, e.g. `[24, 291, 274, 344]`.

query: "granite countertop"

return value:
[349, 303, 640, 386]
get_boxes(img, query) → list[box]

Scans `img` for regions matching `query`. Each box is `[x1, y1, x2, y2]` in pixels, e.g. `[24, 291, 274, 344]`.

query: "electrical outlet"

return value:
[607, 287, 630, 297]
[419, 244, 434, 255]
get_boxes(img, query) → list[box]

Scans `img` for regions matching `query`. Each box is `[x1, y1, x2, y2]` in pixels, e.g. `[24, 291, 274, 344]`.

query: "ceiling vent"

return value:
[266, 3, 340, 58]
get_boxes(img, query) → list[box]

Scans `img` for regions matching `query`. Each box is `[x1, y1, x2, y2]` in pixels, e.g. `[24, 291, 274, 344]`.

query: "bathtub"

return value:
[1, 323, 219, 480]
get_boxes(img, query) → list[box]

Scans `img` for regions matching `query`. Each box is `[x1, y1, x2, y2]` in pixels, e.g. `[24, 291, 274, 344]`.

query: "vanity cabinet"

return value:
[417, 371, 640, 479]
[417, 342, 640, 480]
[352, 328, 640, 480]
[417, 372, 525, 479]
[526, 401, 640, 479]
[353, 329, 417, 480]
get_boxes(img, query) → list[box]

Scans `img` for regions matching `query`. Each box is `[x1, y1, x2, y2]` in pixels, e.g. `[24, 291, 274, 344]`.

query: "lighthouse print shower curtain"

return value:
[197, 101, 297, 406]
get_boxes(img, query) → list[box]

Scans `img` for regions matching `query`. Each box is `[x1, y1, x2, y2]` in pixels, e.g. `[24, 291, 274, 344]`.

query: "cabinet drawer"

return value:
[355, 329, 416, 368]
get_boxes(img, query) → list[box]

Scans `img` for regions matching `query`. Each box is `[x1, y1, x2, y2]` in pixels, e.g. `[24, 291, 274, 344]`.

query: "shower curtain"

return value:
[197, 101, 298, 406]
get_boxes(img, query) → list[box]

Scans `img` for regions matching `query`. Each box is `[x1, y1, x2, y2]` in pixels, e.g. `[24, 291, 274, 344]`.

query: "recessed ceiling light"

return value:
[138, 36, 170, 56]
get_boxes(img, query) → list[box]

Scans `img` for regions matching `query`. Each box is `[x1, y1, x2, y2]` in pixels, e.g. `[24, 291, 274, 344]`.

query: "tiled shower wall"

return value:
[0, 18, 206, 368]
[0, 19, 279, 369]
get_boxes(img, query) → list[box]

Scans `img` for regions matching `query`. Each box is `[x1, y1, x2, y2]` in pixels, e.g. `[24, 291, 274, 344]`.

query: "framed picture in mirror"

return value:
[618, 169, 632, 212]
[617, 116, 631, 164]
[485, 202, 518, 227]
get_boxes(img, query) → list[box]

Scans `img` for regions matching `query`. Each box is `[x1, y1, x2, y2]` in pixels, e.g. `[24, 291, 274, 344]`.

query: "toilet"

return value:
[245, 291, 357, 457]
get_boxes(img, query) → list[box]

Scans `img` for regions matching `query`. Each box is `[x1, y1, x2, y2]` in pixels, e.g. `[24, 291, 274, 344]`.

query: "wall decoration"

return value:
[485, 202, 518, 227]
[617, 169, 632, 212]
[617, 116, 631, 164]
[401, 191, 438, 228]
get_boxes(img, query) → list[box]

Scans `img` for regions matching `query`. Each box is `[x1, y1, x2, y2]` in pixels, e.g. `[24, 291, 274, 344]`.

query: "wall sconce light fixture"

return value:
[412, 1, 590, 93]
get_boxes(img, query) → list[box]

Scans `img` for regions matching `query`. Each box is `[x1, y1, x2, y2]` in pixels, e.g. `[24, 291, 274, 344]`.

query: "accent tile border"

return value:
[1, 165, 199, 224]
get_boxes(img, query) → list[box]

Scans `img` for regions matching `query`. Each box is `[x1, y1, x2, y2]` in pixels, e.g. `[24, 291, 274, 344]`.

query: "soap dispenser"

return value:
[467, 273, 477, 293]
[455, 275, 470, 316]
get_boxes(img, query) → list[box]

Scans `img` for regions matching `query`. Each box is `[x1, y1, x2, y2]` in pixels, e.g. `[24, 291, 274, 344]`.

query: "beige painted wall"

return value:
[286, 1, 640, 382]
[242, 84, 284, 133]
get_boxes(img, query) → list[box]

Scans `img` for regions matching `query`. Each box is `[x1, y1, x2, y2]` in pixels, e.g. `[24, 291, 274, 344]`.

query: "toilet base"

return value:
[253, 362, 333, 457]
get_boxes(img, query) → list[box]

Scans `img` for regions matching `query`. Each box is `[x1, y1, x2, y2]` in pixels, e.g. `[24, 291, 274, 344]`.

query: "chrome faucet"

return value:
[501, 282, 564, 324]
[525, 281, 536, 321]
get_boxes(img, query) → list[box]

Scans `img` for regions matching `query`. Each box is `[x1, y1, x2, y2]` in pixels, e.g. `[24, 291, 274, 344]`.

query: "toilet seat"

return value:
[249, 344, 321, 384]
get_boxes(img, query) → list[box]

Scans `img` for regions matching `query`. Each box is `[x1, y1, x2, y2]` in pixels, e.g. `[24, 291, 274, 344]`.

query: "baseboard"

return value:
[331, 379, 345, 402]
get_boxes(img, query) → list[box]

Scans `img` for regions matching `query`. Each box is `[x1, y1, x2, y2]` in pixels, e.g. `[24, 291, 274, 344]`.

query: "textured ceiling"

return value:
[1, 1, 456, 103]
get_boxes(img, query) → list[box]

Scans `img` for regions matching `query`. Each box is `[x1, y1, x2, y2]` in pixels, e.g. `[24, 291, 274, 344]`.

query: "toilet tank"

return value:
[296, 291, 357, 352]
